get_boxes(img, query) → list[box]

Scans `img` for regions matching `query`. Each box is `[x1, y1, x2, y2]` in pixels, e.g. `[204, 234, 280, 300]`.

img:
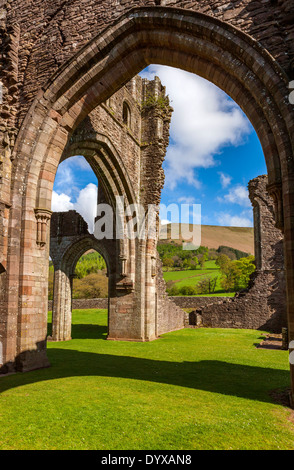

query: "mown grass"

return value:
[0, 309, 293, 450]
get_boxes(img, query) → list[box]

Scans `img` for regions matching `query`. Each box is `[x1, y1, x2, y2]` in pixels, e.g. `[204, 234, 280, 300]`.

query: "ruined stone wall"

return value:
[50, 212, 185, 339]
[156, 253, 185, 335]
[198, 175, 287, 333]
[200, 270, 287, 332]
[171, 296, 226, 310]
[65, 76, 143, 197]
[140, 76, 173, 207]
[50, 210, 115, 341]
[50, 210, 117, 273]
[49, 172, 287, 337]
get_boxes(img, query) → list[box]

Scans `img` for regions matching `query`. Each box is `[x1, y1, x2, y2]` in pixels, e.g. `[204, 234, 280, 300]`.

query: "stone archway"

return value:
[1, 6, 294, 404]
[50, 212, 114, 342]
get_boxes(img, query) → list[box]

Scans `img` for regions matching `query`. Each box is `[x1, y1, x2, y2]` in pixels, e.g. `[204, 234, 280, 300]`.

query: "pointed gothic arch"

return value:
[1, 6, 294, 404]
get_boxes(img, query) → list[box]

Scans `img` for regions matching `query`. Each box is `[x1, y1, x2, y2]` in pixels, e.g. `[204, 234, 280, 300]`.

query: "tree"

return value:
[192, 256, 199, 268]
[179, 285, 197, 296]
[162, 257, 174, 268]
[190, 259, 198, 270]
[235, 256, 256, 288]
[215, 254, 231, 271]
[220, 262, 241, 292]
[183, 259, 192, 270]
[167, 284, 180, 296]
[72, 272, 108, 298]
[196, 276, 218, 294]
[197, 254, 206, 269]
[208, 249, 218, 260]
[75, 251, 107, 278]
[218, 255, 256, 292]
[217, 245, 250, 260]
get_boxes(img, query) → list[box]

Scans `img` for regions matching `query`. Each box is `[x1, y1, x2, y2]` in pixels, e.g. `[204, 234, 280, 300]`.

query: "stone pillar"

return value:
[277, 175, 294, 409]
[144, 238, 157, 341]
[248, 175, 287, 331]
[51, 269, 72, 342]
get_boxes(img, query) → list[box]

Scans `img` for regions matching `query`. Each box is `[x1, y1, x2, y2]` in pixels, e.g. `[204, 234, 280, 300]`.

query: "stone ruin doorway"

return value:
[49, 211, 112, 342]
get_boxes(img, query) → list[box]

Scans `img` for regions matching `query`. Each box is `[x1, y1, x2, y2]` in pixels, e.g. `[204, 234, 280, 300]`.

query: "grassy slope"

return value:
[0, 310, 293, 450]
[163, 260, 235, 297]
[160, 223, 254, 254]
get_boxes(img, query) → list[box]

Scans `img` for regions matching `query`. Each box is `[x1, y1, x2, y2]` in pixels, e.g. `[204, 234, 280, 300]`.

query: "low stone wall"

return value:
[180, 271, 287, 333]
[48, 296, 221, 312]
[48, 298, 108, 311]
[200, 271, 287, 333]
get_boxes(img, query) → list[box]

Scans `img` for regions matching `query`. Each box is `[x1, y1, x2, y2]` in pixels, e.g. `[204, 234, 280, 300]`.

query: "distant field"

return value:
[159, 223, 254, 255]
[163, 260, 234, 297]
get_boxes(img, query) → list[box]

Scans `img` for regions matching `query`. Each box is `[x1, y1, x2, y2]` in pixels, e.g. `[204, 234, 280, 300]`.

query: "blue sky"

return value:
[52, 65, 267, 232]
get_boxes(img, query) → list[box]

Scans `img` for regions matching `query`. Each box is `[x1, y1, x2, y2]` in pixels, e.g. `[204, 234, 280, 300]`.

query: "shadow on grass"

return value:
[47, 324, 108, 340]
[0, 347, 290, 404]
[71, 324, 108, 340]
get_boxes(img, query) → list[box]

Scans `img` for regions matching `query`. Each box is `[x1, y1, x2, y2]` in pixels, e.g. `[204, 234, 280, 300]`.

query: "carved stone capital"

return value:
[34, 208, 53, 247]
[116, 277, 134, 292]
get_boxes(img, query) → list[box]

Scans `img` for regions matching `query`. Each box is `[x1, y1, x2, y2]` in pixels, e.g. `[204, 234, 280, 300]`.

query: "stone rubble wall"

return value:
[200, 270, 287, 333]
[170, 296, 225, 310]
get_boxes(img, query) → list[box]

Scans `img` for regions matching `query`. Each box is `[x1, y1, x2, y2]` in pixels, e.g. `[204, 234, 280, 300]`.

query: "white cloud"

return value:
[51, 183, 98, 233]
[71, 155, 93, 171]
[178, 196, 196, 204]
[216, 210, 253, 227]
[160, 219, 171, 225]
[53, 164, 74, 194]
[51, 191, 74, 212]
[140, 65, 251, 190]
[223, 185, 251, 207]
[219, 172, 232, 189]
[74, 184, 98, 233]
[53, 156, 93, 197]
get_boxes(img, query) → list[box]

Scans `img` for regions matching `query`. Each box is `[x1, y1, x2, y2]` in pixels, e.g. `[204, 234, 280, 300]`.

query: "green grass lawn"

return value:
[0, 309, 293, 450]
[163, 260, 234, 296]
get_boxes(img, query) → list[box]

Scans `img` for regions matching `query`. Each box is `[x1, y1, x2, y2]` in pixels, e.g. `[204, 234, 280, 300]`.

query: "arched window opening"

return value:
[51, 155, 98, 234]
[122, 101, 131, 128]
